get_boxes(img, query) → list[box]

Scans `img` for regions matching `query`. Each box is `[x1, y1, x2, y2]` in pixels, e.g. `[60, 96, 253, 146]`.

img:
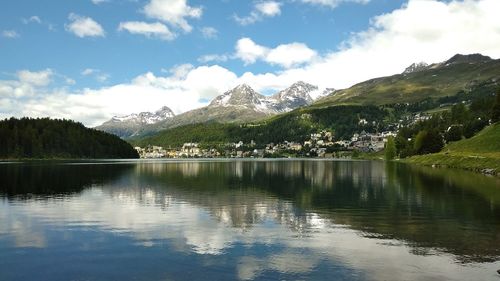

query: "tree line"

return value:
[392, 90, 500, 159]
[0, 118, 139, 159]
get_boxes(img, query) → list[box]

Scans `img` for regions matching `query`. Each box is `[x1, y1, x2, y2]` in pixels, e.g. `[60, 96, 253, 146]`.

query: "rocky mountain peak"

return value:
[274, 81, 317, 102]
[235, 83, 253, 91]
[154, 106, 175, 118]
[445, 53, 492, 65]
[403, 62, 429, 74]
[209, 84, 265, 108]
[110, 105, 175, 125]
[208, 82, 322, 114]
[97, 105, 175, 138]
[269, 81, 318, 112]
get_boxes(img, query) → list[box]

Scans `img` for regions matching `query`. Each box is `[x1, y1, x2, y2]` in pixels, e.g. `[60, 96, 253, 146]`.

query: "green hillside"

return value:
[314, 54, 500, 107]
[445, 122, 500, 154]
[0, 118, 139, 159]
[406, 123, 500, 174]
[132, 105, 388, 148]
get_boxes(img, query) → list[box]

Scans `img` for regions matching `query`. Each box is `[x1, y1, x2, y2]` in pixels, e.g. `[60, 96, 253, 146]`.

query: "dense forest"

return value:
[0, 118, 139, 159]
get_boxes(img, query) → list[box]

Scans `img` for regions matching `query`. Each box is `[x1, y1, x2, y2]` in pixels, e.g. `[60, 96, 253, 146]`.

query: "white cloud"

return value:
[235, 38, 317, 68]
[65, 78, 76, 85]
[301, 0, 370, 9]
[22, 16, 41, 24]
[200, 26, 218, 39]
[255, 1, 282, 17]
[0, 65, 239, 126]
[81, 68, 98, 76]
[91, 0, 109, 4]
[236, 0, 500, 89]
[65, 13, 105, 38]
[81, 68, 110, 83]
[118, 21, 175, 41]
[266, 43, 318, 68]
[168, 64, 194, 78]
[234, 1, 282, 25]
[96, 74, 110, 83]
[17, 69, 53, 86]
[2, 30, 19, 38]
[21, 16, 56, 31]
[143, 0, 202, 33]
[235, 38, 269, 65]
[197, 54, 230, 64]
[304, 0, 500, 88]
[0, 70, 53, 114]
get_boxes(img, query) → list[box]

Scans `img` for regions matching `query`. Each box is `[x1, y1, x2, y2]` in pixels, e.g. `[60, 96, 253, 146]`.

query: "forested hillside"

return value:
[133, 105, 389, 148]
[0, 118, 139, 159]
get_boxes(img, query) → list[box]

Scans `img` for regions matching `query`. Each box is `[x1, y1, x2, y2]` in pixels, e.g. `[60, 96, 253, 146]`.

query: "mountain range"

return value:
[96, 106, 175, 138]
[97, 53, 500, 139]
[96, 81, 326, 138]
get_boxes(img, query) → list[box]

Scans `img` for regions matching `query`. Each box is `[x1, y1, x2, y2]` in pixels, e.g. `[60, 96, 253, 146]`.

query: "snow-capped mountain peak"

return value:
[154, 106, 176, 119]
[209, 81, 326, 114]
[273, 81, 316, 102]
[209, 84, 267, 108]
[269, 81, 317, 112]
[111, 106, 175, 125]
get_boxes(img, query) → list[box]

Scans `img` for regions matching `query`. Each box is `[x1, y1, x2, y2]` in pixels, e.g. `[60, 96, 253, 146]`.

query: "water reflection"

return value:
[0, 160, 499, 281]
[0, 162, 133, 197]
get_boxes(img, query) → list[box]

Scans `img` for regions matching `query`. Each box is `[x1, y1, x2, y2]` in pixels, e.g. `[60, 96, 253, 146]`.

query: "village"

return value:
[132, 112, 437, 159]
[134, 128, 398, 159]
[131, 111, 440, 159]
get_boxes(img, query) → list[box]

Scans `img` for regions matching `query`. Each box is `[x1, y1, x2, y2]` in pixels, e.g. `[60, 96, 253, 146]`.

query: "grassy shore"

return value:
[403, 123, 500, 176]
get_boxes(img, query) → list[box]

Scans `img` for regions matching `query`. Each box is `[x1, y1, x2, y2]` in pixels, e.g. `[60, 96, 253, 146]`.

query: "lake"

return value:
[1, 159, 499, 281]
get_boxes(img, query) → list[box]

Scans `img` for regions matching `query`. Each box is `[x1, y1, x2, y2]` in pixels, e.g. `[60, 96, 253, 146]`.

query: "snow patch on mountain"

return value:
[111, 106, 175, 125]
[403, 62, 429, 74]
[209, 81, 324, 115]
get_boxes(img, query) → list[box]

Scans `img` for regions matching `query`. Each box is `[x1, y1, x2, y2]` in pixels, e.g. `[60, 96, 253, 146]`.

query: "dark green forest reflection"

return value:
[0, 162, 133, 197]
[133, 160, 500, 262]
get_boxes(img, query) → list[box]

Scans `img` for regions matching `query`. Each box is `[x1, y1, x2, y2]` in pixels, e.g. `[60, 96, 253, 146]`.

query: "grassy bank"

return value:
[403, 123, 500, 175]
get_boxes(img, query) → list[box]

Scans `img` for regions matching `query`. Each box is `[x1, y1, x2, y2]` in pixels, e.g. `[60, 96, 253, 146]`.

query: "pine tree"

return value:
[414, 129, 444, 155]
[492, 90, 500, 123]
[385, 136, 397, 160]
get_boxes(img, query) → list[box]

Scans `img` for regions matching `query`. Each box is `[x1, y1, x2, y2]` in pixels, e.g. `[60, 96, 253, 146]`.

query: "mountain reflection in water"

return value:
[0, 160, 499, 281]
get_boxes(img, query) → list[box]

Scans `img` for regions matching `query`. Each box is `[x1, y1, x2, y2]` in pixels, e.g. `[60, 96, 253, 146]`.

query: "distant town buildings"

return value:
[134, 113, 427, 159]
[135, 128, 397, 159]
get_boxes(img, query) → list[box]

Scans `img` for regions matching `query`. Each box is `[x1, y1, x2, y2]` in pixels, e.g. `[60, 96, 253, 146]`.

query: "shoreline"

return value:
[400, 154, 499, 177]
[2, 157, 498, 178]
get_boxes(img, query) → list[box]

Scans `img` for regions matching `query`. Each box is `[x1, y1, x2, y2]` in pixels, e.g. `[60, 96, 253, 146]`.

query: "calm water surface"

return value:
[0, 160, 499, 281]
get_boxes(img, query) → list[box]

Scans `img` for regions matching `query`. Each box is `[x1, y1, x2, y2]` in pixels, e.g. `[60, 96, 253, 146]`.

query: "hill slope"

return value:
[0, 118, 139, 159]
[405, 123, 500, 174]
[315, 54, 500, 107]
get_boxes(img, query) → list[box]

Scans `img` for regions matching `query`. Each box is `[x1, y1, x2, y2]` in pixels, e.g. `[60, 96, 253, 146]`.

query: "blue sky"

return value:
[1, 0, 404, 87]
[1, 0, 500, 126]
